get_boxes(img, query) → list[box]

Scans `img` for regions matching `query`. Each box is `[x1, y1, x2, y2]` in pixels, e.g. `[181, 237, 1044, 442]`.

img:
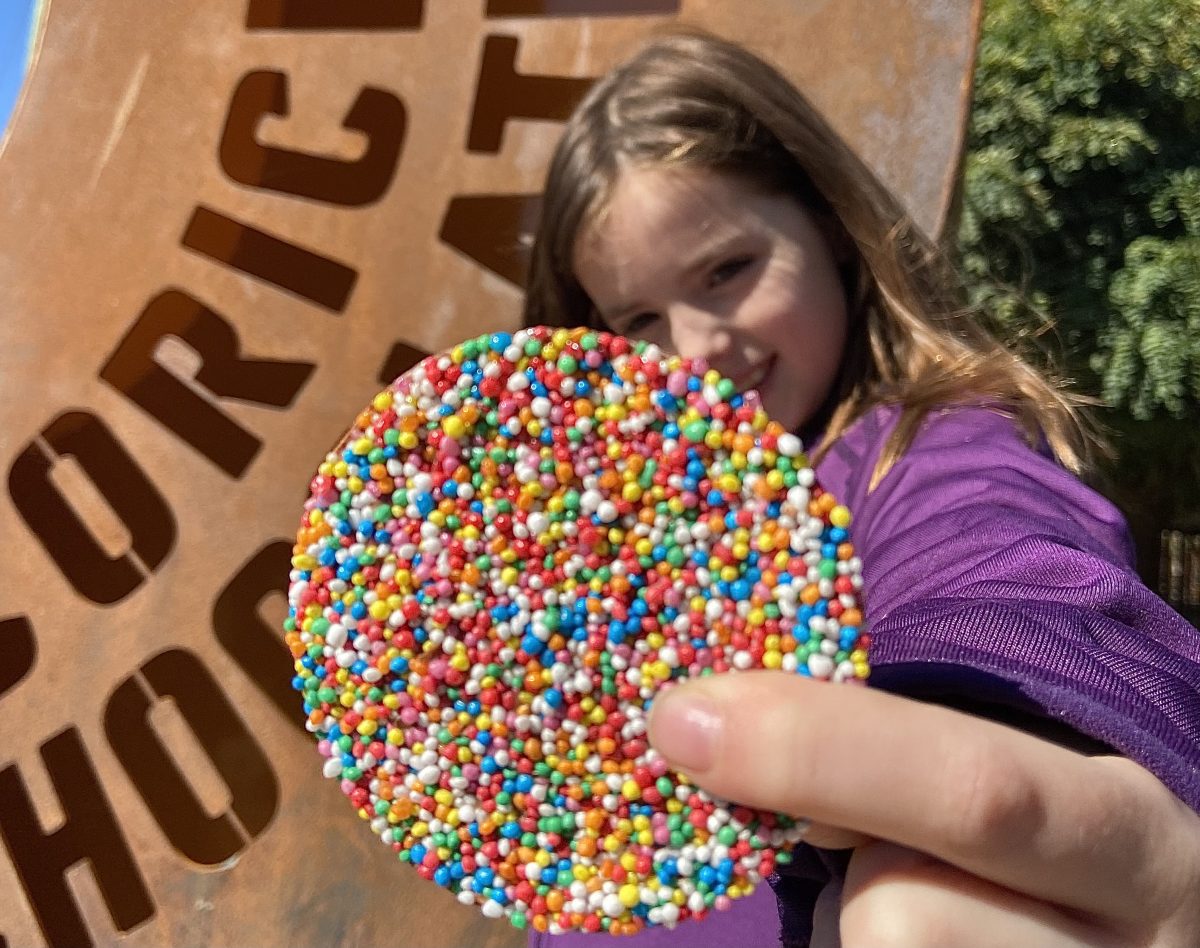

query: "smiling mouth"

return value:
[734, 356, 776, 394]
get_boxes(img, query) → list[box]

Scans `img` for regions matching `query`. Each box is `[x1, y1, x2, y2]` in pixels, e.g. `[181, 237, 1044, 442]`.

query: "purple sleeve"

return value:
[817, 404, 1200, 812]
[529, 883, 784, 948]
[533, 405, 1200, 948]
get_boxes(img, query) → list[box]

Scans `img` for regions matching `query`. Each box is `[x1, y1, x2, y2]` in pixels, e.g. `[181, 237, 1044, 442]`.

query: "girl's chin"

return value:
[761, 390, 812, 434]
[756, 366, 803, 429]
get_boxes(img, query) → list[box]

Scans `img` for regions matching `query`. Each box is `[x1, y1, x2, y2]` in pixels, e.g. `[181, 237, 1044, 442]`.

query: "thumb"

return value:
[646, 670, 871, 819]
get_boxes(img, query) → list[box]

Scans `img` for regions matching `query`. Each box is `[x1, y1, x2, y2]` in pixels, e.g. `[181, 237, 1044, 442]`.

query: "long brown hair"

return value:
[523, 29, 1098, 487]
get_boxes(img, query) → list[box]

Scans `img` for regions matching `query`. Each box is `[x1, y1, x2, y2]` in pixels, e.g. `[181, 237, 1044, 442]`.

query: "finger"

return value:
[799, 824, 870, 850]
[839, 840, 1112, 948]
[645, 671, 1188, 924]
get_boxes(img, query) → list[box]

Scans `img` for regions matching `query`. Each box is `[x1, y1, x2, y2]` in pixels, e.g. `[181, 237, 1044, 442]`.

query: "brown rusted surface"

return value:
[0, 2, 979, 946]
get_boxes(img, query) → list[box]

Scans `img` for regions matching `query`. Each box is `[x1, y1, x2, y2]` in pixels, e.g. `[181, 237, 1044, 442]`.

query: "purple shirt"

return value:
[534, 404, 1200, 948]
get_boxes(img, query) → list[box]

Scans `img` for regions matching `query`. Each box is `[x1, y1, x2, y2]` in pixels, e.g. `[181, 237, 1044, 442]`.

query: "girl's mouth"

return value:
[734, 354, 776, 395]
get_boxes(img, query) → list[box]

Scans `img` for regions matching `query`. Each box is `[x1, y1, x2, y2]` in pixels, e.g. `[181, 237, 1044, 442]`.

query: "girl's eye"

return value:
[622, 312, 659, 335]
[708, 255, 753, 288]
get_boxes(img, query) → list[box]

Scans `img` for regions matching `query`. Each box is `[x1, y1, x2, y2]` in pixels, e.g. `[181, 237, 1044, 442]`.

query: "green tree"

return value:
[958, 0, 1200, 591]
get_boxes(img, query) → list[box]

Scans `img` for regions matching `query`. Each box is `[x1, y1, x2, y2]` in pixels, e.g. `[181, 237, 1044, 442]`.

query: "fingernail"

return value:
[649, 688, 722, 773]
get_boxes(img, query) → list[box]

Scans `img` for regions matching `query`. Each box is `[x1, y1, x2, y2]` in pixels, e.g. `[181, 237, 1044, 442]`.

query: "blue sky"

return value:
[1, 0, 39, 137]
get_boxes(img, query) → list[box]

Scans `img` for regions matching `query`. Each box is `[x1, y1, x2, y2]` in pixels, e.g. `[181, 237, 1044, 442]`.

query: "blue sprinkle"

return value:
[520, 634, 545, 656]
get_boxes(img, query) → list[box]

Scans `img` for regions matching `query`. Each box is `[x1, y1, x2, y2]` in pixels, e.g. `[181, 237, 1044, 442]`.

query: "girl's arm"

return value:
[820, 403, 1200, 813]
[639, 403, 1200, 947]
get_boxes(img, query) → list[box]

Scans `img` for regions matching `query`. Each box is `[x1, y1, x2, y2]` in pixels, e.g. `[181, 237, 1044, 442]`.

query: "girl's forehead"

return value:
[582, 166, 748, 248]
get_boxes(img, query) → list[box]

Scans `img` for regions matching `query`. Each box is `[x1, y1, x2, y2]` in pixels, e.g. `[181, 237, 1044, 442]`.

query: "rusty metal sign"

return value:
[0, 2, 979, 945]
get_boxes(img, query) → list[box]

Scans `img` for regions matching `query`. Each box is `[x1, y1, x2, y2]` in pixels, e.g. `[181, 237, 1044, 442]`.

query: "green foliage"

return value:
[959, 0, 1200, 421]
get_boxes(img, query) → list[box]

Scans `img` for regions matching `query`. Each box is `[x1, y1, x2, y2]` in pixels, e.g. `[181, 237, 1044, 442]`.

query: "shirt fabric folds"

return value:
[534, 404, 1200, 948]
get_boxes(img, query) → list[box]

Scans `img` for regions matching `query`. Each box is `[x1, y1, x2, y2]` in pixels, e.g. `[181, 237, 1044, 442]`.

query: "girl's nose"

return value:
[667, 305, 733, 364]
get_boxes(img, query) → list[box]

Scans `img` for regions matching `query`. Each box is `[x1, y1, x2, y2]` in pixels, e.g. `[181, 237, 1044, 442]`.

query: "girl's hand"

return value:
[646, 671, 1200, 947]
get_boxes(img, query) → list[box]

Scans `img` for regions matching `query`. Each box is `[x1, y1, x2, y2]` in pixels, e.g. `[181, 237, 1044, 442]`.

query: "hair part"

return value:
[523, 28, 1102, 487]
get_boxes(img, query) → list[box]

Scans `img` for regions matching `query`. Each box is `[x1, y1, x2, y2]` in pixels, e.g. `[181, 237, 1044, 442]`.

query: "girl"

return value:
[522, 30, 1200, 948]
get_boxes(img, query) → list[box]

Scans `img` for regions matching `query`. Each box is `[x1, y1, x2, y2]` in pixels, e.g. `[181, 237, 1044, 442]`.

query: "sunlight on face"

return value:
[573, 166, 849, 432]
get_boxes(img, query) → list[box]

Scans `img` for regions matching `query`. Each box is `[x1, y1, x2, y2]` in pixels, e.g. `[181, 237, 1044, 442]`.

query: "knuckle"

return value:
[942, 740, 1038, 856]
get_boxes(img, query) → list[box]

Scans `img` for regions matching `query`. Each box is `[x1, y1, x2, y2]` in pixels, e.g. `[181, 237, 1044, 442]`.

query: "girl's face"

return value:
[572, 166, 849, 433]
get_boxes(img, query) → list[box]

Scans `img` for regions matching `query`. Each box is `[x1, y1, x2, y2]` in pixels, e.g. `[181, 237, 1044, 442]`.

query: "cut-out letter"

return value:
[439, 193, 541, 288]
[0, 729, 154, 948]
[467, 35, 592, 153]
[182, 206, 357, 312]
[8, 412, 175, 605]
[213, 541, 306, 733]
[105, 648, 279, 866]
[246, 0, 423, 30]
[0, 616, 37, 701]
[221, 71, 406, 206]
[100, 289, 315, 477]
